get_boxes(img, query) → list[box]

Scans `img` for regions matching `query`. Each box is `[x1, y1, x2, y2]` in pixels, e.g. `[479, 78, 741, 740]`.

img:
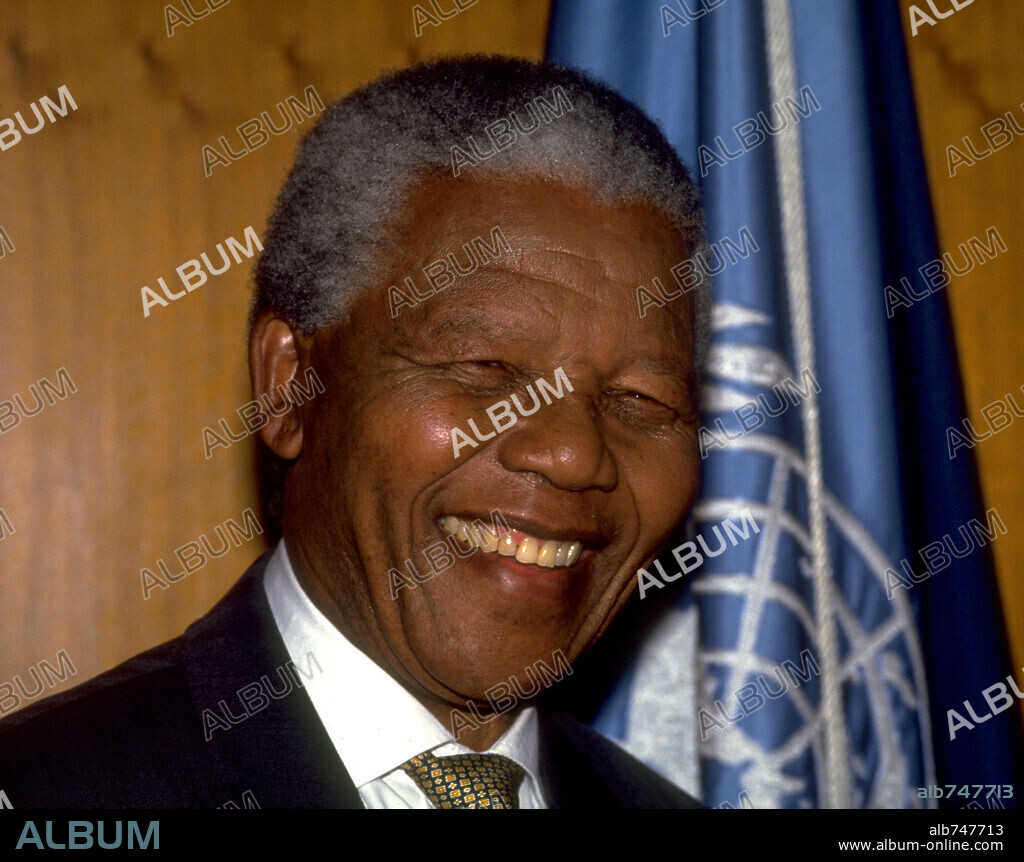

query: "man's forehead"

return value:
[393, 178, 689, 291]
[332, 173, 696, 360]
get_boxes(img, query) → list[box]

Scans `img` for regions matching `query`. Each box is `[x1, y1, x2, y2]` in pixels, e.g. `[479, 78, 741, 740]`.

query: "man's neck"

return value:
[423, 699, 520, 752]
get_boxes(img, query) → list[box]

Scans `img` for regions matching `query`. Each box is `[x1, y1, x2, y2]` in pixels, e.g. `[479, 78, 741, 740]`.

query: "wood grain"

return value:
[901, 0, 1024, 675]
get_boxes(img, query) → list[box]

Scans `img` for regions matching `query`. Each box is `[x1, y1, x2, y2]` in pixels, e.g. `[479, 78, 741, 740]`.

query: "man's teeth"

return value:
[439, 516, 582, 568]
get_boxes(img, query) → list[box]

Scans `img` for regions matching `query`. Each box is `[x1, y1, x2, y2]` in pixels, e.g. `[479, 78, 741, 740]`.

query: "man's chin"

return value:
[402, 627, 579, 711]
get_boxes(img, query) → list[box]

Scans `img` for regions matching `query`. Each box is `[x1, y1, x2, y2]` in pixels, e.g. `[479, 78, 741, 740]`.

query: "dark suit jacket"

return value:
[0, 552, 702, 809]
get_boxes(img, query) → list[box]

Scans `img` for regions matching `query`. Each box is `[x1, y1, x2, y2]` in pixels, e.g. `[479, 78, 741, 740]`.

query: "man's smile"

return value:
[431, 509, 602, 606]
[439, 514, 584, 568]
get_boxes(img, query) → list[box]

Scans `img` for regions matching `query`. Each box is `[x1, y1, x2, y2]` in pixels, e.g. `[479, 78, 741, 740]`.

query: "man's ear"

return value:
[249, 309, 309, 460]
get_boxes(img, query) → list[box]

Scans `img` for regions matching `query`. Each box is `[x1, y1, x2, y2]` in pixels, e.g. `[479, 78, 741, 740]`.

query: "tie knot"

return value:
[400, 751, 525, 809]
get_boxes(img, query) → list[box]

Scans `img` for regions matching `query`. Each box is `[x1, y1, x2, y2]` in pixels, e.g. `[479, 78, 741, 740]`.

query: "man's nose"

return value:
[494, 393, 618, 492]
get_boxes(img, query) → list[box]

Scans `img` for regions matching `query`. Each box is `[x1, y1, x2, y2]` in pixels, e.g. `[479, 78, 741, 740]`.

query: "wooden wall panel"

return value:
[900, 0, 1024, 673]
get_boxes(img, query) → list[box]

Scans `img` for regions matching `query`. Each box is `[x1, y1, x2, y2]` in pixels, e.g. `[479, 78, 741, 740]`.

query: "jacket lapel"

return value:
[536, 711, 622, 808]
[181, 551, 364, 808]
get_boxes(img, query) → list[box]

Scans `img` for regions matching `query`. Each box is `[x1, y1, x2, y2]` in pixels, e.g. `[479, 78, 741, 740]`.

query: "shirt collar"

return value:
[262, 539, 543, 790]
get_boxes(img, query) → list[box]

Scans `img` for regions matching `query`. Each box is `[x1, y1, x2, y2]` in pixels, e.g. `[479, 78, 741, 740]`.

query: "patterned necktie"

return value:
[399, 751, 525, 809]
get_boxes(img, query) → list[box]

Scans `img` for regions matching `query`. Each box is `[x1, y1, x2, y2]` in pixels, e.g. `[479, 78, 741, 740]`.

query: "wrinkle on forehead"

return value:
[398, 174, 686, 267]
[392, 279, 564, 350]
[390, 259, 694, 354]
[401, 224, 676, 291]
[471, 259, 624, 311]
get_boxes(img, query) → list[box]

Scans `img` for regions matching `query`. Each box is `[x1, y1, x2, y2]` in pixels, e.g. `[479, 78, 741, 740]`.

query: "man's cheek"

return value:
[638, 461, 697, 538]
[361, 402, 462, 480]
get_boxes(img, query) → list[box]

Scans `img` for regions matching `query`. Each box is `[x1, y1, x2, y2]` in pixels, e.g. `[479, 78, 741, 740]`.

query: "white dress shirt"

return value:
[263, 539, 548, 808]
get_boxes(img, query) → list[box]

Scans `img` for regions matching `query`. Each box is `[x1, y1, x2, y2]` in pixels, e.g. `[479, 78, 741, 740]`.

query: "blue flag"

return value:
[548, 0, 1021, 809]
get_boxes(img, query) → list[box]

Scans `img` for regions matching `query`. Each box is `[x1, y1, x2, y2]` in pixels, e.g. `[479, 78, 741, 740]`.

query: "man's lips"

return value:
[435, 514, 600, 604]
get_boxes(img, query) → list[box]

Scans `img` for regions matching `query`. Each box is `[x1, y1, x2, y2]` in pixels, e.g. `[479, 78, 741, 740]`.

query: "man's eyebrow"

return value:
[627, 356, 700, 403]
[628, 356, 691, 378]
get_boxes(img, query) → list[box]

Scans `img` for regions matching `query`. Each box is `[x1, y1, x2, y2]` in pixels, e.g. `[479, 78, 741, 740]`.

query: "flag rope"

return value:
[763, 0, 852, 809]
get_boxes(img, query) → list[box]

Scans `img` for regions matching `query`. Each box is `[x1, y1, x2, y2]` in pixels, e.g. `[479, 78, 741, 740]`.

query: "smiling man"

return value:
[0, 56, 710, 809]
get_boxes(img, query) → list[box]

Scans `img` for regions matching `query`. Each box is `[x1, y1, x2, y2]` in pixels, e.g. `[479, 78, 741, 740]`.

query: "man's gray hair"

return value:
[253, 54, 711, 366]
